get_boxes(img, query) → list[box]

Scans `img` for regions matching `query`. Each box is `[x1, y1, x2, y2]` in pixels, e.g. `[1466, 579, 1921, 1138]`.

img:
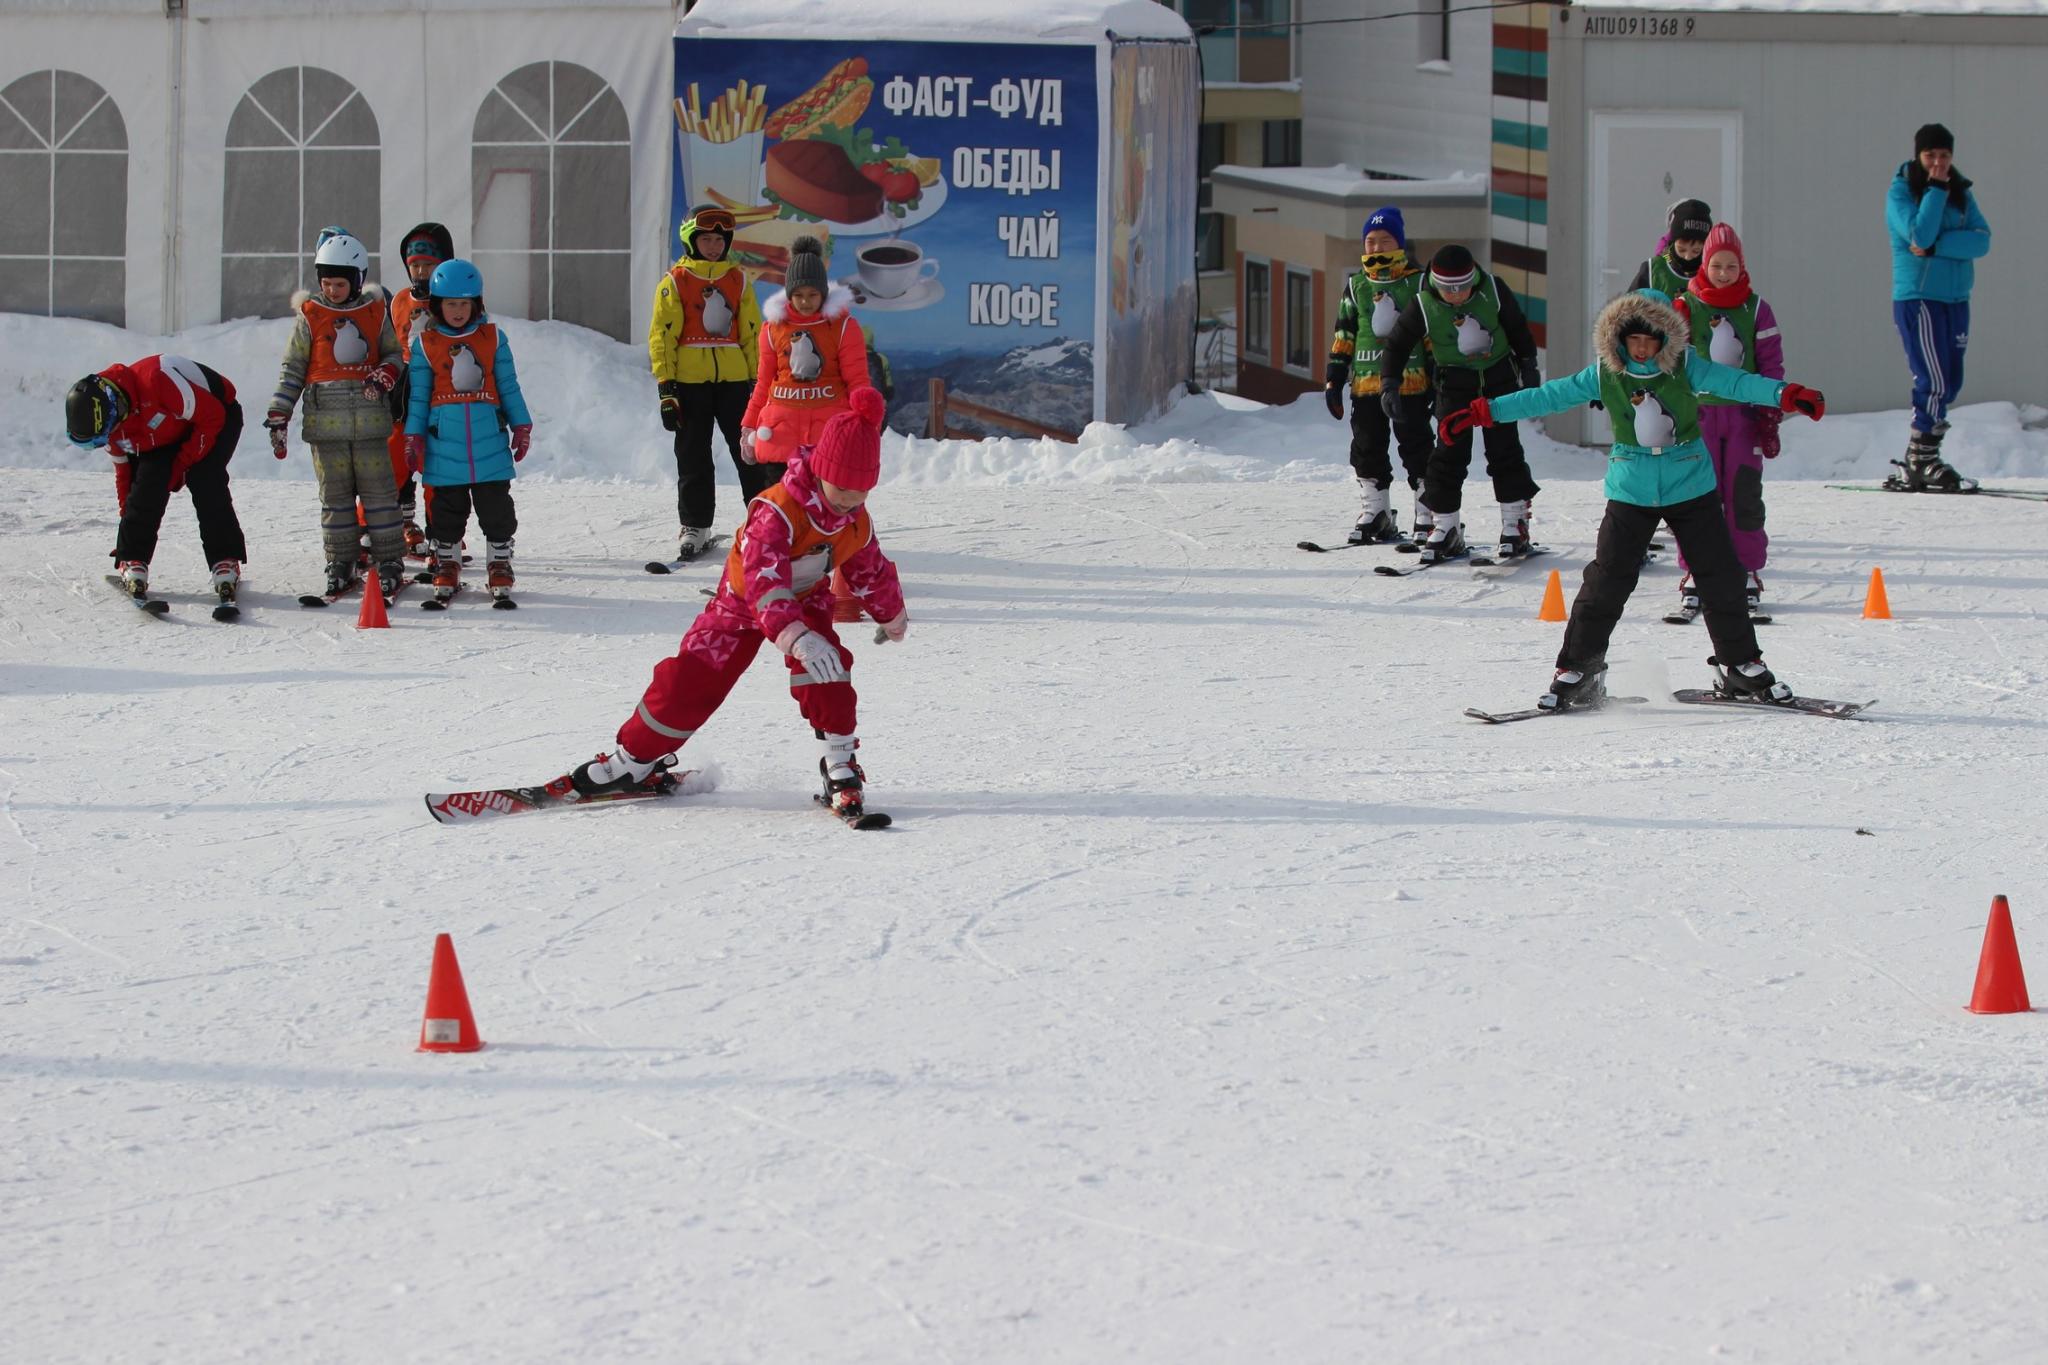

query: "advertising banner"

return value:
[672, 37, 1099, 437]
[1103, 40, 1198, 426]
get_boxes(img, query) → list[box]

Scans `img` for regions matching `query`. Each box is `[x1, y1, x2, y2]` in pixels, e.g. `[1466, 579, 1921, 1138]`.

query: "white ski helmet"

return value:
[313, 232, 370, 293]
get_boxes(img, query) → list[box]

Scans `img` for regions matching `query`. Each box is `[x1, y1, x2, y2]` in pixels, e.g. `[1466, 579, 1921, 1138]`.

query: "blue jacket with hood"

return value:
[1886, 161, 1991, 303]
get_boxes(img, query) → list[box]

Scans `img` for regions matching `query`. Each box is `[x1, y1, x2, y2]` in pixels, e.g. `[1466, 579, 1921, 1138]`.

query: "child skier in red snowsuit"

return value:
[572, 386, 906, 821]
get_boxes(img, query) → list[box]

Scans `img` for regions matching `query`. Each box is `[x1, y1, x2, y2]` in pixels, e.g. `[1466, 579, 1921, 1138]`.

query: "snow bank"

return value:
[5, 311, 2045, 489]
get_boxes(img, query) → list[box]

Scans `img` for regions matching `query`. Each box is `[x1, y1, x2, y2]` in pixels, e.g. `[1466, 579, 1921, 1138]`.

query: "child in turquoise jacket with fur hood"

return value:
[1442, 288, 1827, 713]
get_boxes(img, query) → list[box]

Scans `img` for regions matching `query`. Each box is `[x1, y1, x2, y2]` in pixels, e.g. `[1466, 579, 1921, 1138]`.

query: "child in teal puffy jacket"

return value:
[403, 258, 532, 602]
[1442, 289, 1826, 712]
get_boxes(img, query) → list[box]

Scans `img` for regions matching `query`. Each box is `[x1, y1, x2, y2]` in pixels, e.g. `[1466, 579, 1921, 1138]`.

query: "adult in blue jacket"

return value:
[1443, 290, 1826, 713]
[1885, 122, 1990, 491]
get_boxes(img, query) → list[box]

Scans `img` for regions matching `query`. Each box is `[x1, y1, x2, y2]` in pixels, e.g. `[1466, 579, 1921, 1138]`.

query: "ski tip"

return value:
[423, 794, 453, 824]
[643, 561, 674, 575]
[1463, 708, 1507, 723]
[143, 600, 170, 615]
[1295, 541, 1328, 553]
[491, 597, 518, 610]
[212, 606, 241, 622]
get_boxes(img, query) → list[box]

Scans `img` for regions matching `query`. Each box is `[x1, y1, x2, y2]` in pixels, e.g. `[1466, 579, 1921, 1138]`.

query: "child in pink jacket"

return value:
[1673, 223, 1785, 615]
[572, 387, 906, 823]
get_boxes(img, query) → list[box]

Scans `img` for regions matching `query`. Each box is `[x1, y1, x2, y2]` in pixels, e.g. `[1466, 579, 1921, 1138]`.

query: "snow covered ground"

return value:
[6, 313, 2048, 1362]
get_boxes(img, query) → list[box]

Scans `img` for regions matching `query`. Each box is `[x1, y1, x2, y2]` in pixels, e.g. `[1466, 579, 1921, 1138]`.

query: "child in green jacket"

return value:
[1441, 289, 1826, 712]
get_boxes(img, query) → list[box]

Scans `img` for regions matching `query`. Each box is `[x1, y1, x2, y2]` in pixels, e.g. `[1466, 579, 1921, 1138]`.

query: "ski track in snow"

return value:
[6, 468, 2048, 1362]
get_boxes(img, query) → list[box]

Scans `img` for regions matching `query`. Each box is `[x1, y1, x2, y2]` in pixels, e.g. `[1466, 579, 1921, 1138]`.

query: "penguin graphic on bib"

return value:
[1370, 291, 1400, 339]
[789, 331, 822, 381]
[1629, 390, 1675, 446]
[1454, 313, 1492, 357]
[1707, 316, 1746, 369]
[701, 289, 734, 338]
[331, 318, 369, 367]
[449, 344, 485, 394]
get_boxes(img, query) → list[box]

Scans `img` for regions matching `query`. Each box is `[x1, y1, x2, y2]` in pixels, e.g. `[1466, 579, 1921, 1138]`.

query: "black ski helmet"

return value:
[65, 373, 127, 447]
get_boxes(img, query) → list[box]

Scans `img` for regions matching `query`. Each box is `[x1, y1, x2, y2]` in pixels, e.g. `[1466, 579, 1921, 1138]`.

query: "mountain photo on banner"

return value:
[671, 36, 1098, 436]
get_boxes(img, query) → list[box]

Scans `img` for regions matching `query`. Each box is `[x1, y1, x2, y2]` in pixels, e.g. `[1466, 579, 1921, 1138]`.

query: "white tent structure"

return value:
[0, 0, 680, 341]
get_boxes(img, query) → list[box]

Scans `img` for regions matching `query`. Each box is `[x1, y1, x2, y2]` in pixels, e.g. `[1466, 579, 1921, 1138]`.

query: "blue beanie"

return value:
[1363, 206, 1407, 248]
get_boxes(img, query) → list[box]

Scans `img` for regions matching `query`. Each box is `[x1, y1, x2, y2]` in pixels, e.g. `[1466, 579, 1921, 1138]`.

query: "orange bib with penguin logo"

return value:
[303, 295, 387, 383]
[418, 325, 501, 407]
[766, 317, 846, 410]
[723, 482, 873, 601]
[671, 265, 746, 348]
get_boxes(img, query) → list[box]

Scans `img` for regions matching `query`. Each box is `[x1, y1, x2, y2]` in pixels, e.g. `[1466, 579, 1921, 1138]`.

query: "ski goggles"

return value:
[691, 208, 736, 236]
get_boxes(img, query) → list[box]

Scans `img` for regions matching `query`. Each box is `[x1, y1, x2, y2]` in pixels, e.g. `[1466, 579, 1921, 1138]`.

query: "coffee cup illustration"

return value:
[856, 240, 939, 300]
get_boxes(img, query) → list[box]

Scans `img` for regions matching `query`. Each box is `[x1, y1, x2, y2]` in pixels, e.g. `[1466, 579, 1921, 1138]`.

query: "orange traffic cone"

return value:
[418, 933, 484, 1051]
[1862, 567, 1892, 620]
[830, 567, 862, 623]
[1537, 569, 1568, 622]
[1968, 895, 2032, 1015]
[357, 565, 390, 629]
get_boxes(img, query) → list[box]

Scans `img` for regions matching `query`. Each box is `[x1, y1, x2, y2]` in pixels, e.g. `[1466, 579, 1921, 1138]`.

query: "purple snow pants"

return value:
[1677, 404, 1768, 576]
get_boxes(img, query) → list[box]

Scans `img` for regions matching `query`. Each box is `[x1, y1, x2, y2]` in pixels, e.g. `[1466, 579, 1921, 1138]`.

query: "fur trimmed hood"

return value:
[1594, 290, 1688, 374]
[763, 283, 855, 324]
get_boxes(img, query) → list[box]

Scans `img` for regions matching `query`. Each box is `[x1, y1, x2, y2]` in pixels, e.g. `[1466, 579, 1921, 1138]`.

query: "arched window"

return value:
[221, 67, 380, 320]
[0, 70, 127, 325]
[472, 61, 631, 341]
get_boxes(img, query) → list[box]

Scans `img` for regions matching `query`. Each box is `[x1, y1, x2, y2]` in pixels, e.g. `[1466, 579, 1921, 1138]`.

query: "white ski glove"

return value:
[787, 628, 848, 684]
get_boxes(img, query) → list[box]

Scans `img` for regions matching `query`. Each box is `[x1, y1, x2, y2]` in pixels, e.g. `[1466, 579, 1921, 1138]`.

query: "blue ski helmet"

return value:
[429, 259, 485, 301]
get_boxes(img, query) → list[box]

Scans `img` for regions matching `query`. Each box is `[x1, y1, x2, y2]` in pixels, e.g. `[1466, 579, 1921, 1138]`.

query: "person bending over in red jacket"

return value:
[65, 354, 249, 600]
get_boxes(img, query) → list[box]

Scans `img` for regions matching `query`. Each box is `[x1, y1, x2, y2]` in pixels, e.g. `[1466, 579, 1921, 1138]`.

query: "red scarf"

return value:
[1687, 223, 1753, 309]
[1688, 275, 1752, 309]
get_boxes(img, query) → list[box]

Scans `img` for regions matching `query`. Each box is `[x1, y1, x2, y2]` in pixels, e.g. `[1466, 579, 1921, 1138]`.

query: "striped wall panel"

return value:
[1491, 3, 1556, 350]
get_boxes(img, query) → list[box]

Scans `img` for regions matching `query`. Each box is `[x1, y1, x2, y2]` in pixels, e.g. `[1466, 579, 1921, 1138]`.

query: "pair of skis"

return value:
[1828, 482, 2046, 502]
[1465, 690, 1874, 724]
[105, 573, 240, 622]
[1663, 600, 1772, 627]
[407, 568, 516, 611]
[424, 764, 892, 829]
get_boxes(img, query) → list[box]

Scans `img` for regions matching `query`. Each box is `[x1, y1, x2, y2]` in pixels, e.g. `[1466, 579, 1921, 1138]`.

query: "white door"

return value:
[474, 169, 535, 321]
[1586, 111, 1741, 439]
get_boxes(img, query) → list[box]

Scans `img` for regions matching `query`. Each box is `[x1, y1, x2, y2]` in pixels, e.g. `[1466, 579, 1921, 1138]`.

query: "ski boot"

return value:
[375, 559, 405, 601]
[117, 560, 149, 597]
[1496, 498, 1532, 559]
[1349, 508, 1399, 545]
[1417, 513, 1465, 565]
[1538, 664, 1607, 713]
[818, 732, 867, 819]
[1678, 575, 1700, 614]
[324, 560, 355, 597]
[1745, 572, 1763, 614]
[570, 747, 676, 797]
[402, 519, 428, 559]
[429, 542, 461, 601]
[210, 559, 239, 603]
[1890, 429, 1978, 493]
[1710, 655, 1793, 703]
[1410, 497, 1434, 549]
[677, 525, 714, 562]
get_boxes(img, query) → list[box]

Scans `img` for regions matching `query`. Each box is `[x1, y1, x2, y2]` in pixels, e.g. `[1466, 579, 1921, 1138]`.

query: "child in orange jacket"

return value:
[740, 235, 874, 467]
